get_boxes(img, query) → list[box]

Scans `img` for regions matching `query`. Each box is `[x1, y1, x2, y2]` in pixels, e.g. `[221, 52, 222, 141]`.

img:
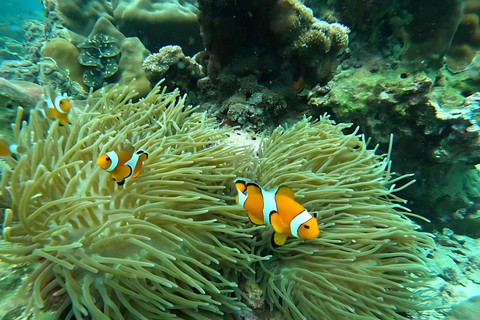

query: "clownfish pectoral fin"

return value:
[276, 186, 295, 199]
[269, 211, 289, 234]
[247, 211, 265, 225]
[273, 232, 289, 246]
[112, 165, 132, 184]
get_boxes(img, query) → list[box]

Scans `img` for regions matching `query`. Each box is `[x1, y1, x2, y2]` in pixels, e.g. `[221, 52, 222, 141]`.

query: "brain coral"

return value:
[0, 84, 435, 319]
[0, 82, 263, 319]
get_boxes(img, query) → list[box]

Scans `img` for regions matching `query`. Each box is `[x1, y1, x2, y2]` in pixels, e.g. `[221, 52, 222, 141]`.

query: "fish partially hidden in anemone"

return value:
[0, 139, 26, 157]
[97, 147, 148, 185]
[235, 178, 319, 245]
[40, 90, 72, 126]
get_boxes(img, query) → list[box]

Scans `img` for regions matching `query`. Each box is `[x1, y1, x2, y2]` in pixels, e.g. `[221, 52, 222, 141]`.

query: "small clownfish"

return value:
[97, 149, 148, 186]
[235, 178, 319, 246]
[42, 91, 71, 126]
[0, 139, 26, 157]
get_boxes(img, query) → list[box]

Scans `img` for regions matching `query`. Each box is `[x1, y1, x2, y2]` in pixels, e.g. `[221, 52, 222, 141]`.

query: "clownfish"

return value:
[0, 139, 26, 157]
[97, 149, 148, 185]
[235, 178, 319, 246]
[41, 91, 71, 126]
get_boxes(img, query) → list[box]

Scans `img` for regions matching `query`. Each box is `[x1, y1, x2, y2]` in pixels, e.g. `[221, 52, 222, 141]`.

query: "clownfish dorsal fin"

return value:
[273, 232, 288, 246]
[277, 185, 295, 199]
[246, 182, 262, 195]
[234, 179, 247, 193]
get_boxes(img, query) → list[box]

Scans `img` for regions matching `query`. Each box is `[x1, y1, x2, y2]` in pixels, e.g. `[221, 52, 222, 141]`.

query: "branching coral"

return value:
[0, 82, 264, 319]
[242, 117, 436, 319]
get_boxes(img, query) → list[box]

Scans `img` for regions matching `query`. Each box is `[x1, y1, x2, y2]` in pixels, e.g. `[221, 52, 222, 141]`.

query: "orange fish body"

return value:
[235, 178, 319, 245]
[0, 139, 26, 157]
[43, 92, 71, 125]
[97, 150, 148, 185]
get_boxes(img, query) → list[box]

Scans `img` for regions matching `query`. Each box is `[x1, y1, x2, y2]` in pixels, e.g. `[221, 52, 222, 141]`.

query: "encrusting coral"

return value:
[242, 117, 436, 319]
[0, 82, 264, 319]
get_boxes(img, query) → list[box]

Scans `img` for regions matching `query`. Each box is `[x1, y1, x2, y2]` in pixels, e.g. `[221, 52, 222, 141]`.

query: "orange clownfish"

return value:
[97, 149, 148, 185]
[42, 92, 71, 126]
[235, 178, 319, 246]
[0, 139, 26, 157]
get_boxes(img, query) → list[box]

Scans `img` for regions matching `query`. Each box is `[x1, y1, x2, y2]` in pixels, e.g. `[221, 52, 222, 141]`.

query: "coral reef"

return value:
[306, 60, 480, 232]
[0, 83, 263, 319]
[0, 77, 42, 140]
[143, 45, 203, 91]
[410, 229, 480, 320]
[111, 0, 203, 55]
[195, 0, 349, 127]
[40, 38, 86, 91]
[55, 0, 114, 38]
[446, 1, 480, 72]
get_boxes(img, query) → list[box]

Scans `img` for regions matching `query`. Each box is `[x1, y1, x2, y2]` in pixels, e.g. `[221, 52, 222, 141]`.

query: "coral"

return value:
[143, 45, 203, 91]
[409, 229, 480, 319]
[194, 0, 349, 130]
[240, 116, 435, 319]
[0, 83, 263, 319]
[396, 0, 464, 68]
[111, 0, 203, 55]
[446, 2, 480, 72]
[55, 0, 114, 37]
[113, 37, 151, 99]
[40, 38, 86, 91]
[0, 77, 42, 140]
[0, 60, 38, 83]
[307, 65, 480, 231]
[77, 33, 120, 90]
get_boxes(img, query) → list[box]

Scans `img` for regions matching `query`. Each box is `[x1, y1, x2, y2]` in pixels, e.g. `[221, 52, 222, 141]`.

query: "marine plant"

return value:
[245, 117, 436, 319]
[0, 82, 263, 319]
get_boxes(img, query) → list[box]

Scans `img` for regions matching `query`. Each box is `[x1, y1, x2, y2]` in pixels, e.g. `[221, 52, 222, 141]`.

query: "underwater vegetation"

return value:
[0, 80, 435, 319]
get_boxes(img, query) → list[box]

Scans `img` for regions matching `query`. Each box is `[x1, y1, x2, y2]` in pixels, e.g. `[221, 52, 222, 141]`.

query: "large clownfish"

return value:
[41, 91, 71, 126]
[0, 139, 26, 157]
[97, 149, 148, 185]
[235, 178, 319, 246]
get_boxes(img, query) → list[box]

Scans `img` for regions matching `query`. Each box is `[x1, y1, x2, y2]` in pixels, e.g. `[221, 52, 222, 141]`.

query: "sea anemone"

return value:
[245, 117, 435, 319]
[0, 82, 263, 319]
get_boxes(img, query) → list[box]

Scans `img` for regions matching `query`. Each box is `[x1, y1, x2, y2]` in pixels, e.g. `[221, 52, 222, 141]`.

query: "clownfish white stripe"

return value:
[237, 188, 247, 206]
[54, 94, 68, 114]
[125, 151, 142, 176]
[44, 96, 55, 111]
[261, 189, 278, 225]
[290, 210, 313, 238]
[106, 151, 118, 172]
[9, 144, 20, 154]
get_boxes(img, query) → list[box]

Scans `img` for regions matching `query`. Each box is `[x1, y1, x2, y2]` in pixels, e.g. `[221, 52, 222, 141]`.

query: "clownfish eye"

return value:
[304, 225, 310, 229]
[106, 157, 111, 161]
